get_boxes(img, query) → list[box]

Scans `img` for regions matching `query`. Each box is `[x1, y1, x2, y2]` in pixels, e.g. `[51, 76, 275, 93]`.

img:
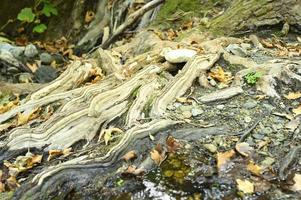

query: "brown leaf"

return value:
[124, 165, 145, 175]
[48, 148, 72, 161]
[235, 142, 253, 157]
[166, 136, 181, 153]
[291, 174, 301, 191]
[284, 92, 301, 100]
[236, 179, 254, 194]
[0, 181, 4, 192]
[150, 149, 164, 165]
[7, 176, 20, 190]
[122, 150, 137, 162]
[85, 11, 95, 23]
[217, 149, 235, 172]
[247, 161, 262, 176]
[260, 39, 273, 48]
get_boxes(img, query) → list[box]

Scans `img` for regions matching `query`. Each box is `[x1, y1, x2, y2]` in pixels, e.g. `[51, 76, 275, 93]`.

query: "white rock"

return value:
[164, 49, 197, 63]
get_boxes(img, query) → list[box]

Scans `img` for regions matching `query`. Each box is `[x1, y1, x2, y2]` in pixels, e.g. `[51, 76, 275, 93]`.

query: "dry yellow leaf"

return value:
[284, 92, 301, 100]
[236, 179, 254, 194]
[17, 107, 40, 125]
[150, 149, 164, 165]
[0, 98, 19, 114]
[217, 149, 235, 172]
[0, 181, 4, 192]
[209, 66, 233, 85]
[291, 174, 301, 191]
[292, 104, 301, 116]
[247, 161, 262, 176]
[122, 150, 137, 162]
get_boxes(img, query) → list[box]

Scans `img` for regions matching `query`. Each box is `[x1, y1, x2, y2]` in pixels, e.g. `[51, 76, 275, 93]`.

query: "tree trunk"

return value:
[209, 0, 301, 35]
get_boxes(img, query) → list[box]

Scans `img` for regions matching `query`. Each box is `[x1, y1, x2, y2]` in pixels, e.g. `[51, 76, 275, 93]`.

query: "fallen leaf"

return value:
[292, 104, 301, 116]
[284, 92, 301, 100]
[104, 131, 112, 145]
[124, 165, 145, 175]
[150, 149, 164, 165]
[0, 170, 4, 192]
[26, 62, 38, 73]
[208, 66, 233, 85]
[47, 148, 71, 161]
[260, 39, 273, 48]
[17, 107, 40, 125]
[0, 97, 19, 114]
[122, 150, 137, 162]
[236, 179, 254, 194]
[85, 11, 95, 23]
[166, 136, 181, 153]
[217, 149, 235, 172]
[6, 176, 20, 190]
[247, 161, 262, 176]
[291, 174, 301, 191]
[235, 142, 253, 157]
[285, 117, 301, 132]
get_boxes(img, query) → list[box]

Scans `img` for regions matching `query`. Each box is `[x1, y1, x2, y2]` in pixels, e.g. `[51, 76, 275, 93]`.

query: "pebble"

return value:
[261, 127, 273, 135]
[182, 111, 192, 118]
[34, 65, 58, 83]
[9, 46, 25, 58]
[191, 108, 203, 117]
[241, 43, 252, 50]
[164, 49, 197, 63]
[226, 44, 247, 57]
[244, 116, 252, 123]
[24, 44, 38, 58]
[18, 73, 33, 83]
[0, 49, 20, 67]
[39, 52, 53, 64]
[209, 78, 217, 86]
[180, 105, 193, 112]
[173, 103, 182, 108]
[203, 144, 217, 153]
[216, 105, 225, 110]
[243, 100, 257, 109]
[263, 104, 274, 112]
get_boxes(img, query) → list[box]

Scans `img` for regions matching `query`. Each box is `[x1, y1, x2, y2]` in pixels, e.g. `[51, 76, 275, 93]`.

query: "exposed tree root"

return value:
[1, 31, 301, 199]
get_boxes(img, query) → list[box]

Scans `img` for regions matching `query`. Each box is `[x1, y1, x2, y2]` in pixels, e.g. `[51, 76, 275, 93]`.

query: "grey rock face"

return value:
[40, 52, 53, 64]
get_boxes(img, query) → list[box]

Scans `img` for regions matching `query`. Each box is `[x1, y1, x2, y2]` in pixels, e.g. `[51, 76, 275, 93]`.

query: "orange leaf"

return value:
[284, 92, 301, 100]
[150, 149, 164, 165]
[217, 149, 235, 172]
[85, 11, 95, 23]
[247, 161, 262, 176]
[122, 150, 137, 162]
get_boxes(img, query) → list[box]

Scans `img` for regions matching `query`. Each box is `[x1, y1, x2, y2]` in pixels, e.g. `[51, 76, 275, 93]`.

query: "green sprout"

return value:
[244, 71, 262, 85]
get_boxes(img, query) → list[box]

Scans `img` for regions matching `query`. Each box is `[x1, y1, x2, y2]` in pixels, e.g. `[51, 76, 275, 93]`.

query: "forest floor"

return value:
[0, 12, 301, 200]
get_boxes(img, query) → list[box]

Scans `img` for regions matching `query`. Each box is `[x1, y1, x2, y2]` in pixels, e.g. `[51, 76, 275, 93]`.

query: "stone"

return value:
[24, 44, 38, 58]
[164, 49, 197, 63]
[203, 144, 217, 153]
[34, 65, 58, 83]
[226, 44, 247, 57]
[18, 73, 33, 83]
[182, 111, 192, 118]
[179, 105, 193, 112]
[216, 105, 225, 110]
[0, 43, 13, 51]
[40, 52, 53, 64]
[241, 43, 252, 50]
[191, 108, 204, 117]
[243, 100, 257, 109]
[0, 49, 20, 67]
[244, 116, 252, 123]
[9, 47, 25, 58]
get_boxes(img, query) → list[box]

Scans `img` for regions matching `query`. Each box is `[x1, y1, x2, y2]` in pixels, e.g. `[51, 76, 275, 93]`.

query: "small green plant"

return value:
[17, 0, 58, 33]
[244, 71, 262, 85]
